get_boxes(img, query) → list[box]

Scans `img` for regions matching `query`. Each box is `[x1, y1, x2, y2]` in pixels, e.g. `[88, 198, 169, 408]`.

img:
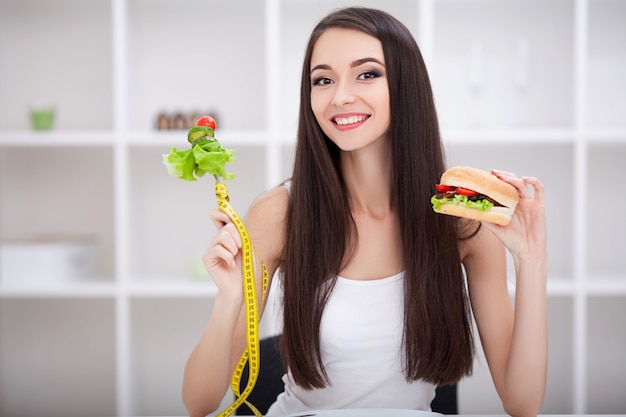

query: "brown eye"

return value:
[358, 70, 381, 80]
[312, 76, 333, 86]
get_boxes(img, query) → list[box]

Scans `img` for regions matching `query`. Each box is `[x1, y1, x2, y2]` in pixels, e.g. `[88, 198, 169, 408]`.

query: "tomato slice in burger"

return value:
[435, 184, 456, 193]
[456, 187, 477, 196]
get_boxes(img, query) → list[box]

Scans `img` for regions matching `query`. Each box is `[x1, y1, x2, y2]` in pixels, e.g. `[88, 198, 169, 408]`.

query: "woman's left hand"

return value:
[482, 170, 547, 262]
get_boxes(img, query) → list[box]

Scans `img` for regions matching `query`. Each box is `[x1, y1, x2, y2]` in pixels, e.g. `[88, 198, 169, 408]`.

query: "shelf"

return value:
[0, 281, 116, 298]
[586, 128, 626, 143]
[126, 280, 217, 298]
[125, 129, 286, 147]
[0, 130, 296, 147]
[3, 126, 602, 148]
[0, 131, 117, 146]
[584, 278, 626, 296]
[546, 279, 577, 296]
[0, 280, 222, 299]
[1, 276, 595, 299]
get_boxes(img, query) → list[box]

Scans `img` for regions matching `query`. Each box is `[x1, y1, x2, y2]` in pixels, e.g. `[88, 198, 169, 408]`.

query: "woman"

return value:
[182, 7, 548, 417]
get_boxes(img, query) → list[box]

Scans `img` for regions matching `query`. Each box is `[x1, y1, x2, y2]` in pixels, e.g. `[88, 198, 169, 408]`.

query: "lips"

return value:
[331, 114, 370, 130]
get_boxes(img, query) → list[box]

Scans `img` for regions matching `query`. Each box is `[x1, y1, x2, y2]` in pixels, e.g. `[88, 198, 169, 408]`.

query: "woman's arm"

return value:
[463, 174, 548, 417]
[182, 186, 289, 417]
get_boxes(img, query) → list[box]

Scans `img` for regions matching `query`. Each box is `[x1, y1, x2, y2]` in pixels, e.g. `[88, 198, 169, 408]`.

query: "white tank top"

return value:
[265, 273, 436, 416]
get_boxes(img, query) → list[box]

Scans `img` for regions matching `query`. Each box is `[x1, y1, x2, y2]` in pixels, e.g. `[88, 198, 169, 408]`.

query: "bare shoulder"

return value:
[246, 183, 290, 224]
[244, 184, 290, 271]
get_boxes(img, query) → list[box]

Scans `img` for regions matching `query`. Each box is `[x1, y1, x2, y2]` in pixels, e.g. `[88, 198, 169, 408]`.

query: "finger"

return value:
[212, 232, 240, 259]
[523, 176, 545, 204]
[491, 169, 516, 178]
[204, 244, 239, 270]
[210, 209, 232, 230]
[206, 225, 242, 267]
[492, 170, 533, 199]
[216, 222, 243, 249]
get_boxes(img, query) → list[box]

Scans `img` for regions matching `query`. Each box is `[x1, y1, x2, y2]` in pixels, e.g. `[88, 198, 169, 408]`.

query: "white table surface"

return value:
[280, 411, 624, 417]
[126, 411, 626, 417]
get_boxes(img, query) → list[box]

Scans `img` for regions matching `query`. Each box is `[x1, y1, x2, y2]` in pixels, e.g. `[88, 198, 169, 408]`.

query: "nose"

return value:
[331, 81, 356, 106]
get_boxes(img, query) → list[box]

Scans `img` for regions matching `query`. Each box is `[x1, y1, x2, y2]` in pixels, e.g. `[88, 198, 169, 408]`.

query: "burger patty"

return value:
[435, 191, 504, 207]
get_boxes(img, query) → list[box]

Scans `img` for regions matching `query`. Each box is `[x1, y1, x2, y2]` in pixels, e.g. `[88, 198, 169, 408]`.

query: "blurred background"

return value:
[0, 0, 624, 416]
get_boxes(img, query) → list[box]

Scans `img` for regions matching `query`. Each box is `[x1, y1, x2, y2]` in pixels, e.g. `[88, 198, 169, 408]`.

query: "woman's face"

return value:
[309, 28, 390, 152]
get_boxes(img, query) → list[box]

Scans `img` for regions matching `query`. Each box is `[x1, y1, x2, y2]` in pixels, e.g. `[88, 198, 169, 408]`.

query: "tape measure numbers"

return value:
[215, 182, 269, 417]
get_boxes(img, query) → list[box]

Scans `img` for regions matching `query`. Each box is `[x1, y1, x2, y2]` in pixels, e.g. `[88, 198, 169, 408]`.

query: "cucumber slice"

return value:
[187, 125, 215, 143]
[191, 136, 217, 147]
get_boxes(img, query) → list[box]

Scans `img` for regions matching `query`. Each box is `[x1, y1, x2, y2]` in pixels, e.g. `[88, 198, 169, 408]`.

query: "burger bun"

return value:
[434, 166, 519, 226]
[433, 203, 514, 226]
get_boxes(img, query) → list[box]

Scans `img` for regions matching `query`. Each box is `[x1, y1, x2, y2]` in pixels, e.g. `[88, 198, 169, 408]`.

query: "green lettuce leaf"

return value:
[162, 138, 235, 182]
[431, 194, 494, 212]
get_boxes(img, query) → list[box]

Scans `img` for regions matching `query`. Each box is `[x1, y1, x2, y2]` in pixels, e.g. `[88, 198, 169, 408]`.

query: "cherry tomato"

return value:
[435, 184, 456, 193]
[456, 187, 477, 197]
[196, 115, 216, 130]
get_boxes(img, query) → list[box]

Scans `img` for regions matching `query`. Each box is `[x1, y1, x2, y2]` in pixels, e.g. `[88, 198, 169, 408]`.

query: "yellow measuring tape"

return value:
[214, 181, 269, 417]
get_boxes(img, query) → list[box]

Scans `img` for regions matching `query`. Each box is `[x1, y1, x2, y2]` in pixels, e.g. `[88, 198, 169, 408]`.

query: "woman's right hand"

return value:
[203, 209, 244, 304]
[183, 186, 286, 417]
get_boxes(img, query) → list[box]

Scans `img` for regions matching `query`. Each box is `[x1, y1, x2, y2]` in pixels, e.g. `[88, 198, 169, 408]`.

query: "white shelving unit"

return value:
[0, 0, 624, 416]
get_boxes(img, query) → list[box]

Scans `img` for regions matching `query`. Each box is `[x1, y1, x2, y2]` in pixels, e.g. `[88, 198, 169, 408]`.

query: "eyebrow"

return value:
[310, 57, 385, 74]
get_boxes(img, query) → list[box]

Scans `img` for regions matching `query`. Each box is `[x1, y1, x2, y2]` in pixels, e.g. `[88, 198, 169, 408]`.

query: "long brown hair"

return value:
[281, 7, 474, 389]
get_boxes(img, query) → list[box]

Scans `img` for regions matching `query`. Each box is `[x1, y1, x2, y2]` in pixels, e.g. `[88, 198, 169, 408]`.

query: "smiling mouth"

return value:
[333, 115, 369, 126]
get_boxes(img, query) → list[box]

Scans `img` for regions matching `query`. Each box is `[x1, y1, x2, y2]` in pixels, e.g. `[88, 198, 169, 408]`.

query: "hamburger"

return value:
[431, 166, 519, 226]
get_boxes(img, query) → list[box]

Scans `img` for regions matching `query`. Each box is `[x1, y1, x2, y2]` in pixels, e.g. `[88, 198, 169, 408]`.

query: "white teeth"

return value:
[334, 115, 367, 125]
